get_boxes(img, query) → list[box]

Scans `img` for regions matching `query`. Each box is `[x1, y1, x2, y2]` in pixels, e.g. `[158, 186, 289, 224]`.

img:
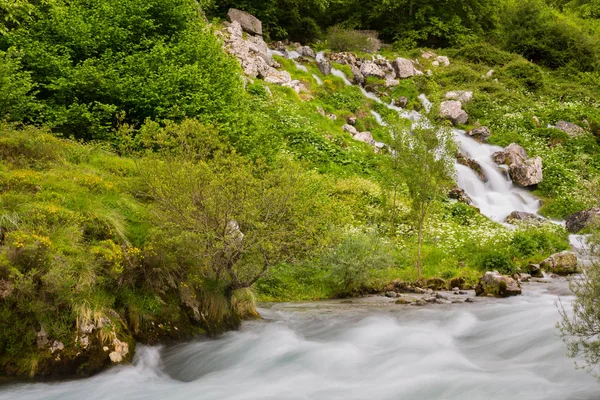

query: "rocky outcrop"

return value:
[317, 59, 332, 75]
[541, 251, 579, 275]
[493, 143, 542, 187]
[296, 46, 316, 58]
[556, 121, 585, 137]
[566, 208, 600, 233]
[360, 60, 386, 78]
[392, 58, 415, 79]
[440, 100, 468, 125]
[354, 131, 375, 145]
[227, 8, 262, 36]
[509, 157, 543, 187]
[467, 126, 491, 142]
[432, 56, 450, 67]
[109, 338, 130, 363]
[445, 91, 473, 103]
[457, 153, 486, 181]
[342, 124, 359, 136]
[350, 65, 365, 85]
[449, 187, 474, 205]
[505, 211, 545, 224]
[475, 272, 521, 297]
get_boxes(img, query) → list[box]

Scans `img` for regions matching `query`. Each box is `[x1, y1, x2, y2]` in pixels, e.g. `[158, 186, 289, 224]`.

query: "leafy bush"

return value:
[325, 231, 393, 295]
[499, 60, 545, 91]
[326, 26, 380, 53]
[476, 249, 517, 275]
[453, 42, 519, 66]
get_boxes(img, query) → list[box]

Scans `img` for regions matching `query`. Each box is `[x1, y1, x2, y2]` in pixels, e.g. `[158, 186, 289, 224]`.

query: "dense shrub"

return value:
[453, 42, 519, 66]
[499, 60, 545, 91]
[326, 26, 381, 53]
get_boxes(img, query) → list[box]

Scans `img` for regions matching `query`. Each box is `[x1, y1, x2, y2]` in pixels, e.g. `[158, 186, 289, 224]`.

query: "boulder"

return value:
[227, 8, 262, 36]
[508, 157, 543, 187]
[347, 116, 357, 126]
[421, 51, 437, 59]
[484, 69, 494, 78]
[351, 65, 365, 86]
[528, 263, 543, 278]
[540, 251, 579, 275]
[449, 277, 467, 290]
[493, 143, 542, 187]
[342, 124, 359, 136]
[493, 143, 528, 165]
[556, 121, 585, 137]
[353, 131, 375, 145]
[392, 58, 415, 79]
[448, 187, 474, 206]
[385, 79, 400, 87]
[425, 277, 447, 291]
[440, 100, 468, 125]
[395, 96, 408, 108]
[317, 59, 332, 75]
[566, 208, 600, 233]
[360, 60, 386, 78]
[467, 126, 491, 142]
[296, 46, 316, 58]
[475, 272, 521, 297]
[263, 69, 292, 85]
[436, 56, 450, 66]
[505, 211, 544, 224]
[445, 90, 473, 103]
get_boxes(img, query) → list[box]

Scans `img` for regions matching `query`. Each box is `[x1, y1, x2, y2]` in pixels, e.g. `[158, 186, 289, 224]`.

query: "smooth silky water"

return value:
[1, 285, 597, 400]
[2, 53, 597, 399]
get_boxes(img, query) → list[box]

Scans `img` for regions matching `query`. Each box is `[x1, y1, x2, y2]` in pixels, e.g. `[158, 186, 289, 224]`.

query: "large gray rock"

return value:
[493, 143, 528, 165]
[440, 100, 468, 125]
[540, 251, 579, 275]
[445, 91, 473, 103]
[493, 143, 542, 187]
[392, 58, 415, 79]
[342, 124, 359, 136]
[556, 121, 585, 137]
[227, 8, 262, 36]
[509, 156, 543, 187]
[449, 187, 474, 206]
[360, 60, 386, 78]
[351, 65, 365, 86]
[505, 211, 545, 224]
[296, 46, 316, 58]
[475, 272, 521, 298]
[467, 126, 491, 142]
[224, 22, 278, 79]
[566, 208, 600, 233]
[353, 131, 375, 145]
[317, 59, 332, 75]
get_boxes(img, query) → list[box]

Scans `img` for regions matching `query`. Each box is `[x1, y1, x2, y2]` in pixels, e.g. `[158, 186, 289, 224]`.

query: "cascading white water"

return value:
[453, 130, 541, 222]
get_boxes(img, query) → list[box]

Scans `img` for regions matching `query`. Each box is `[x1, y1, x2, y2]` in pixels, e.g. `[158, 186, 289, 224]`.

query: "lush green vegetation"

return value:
[0, 0, 598, 378]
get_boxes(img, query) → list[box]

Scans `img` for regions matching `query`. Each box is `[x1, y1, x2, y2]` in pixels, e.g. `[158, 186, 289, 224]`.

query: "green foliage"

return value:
[498, 0, 600, 71]
[453, 42, 519, 66]
[499, 60, 545, 91]
[559, 229, 600, 376]
[326, 26, 380, 53]
[324, 231, 394, 296]
[1, 0, 243, 140]
[0, 50, 37, 121]
[476, 248, 517, 274]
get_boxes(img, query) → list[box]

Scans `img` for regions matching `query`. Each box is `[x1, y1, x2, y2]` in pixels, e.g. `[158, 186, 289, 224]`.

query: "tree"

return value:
[390, 123, 456, 280]
[559, 229, 600, 376]
[142, 146, 329, 303]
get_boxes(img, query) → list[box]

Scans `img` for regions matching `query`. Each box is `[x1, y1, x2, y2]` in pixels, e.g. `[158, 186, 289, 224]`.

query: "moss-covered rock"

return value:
[474, 271, 521, 297]
[540, 251, 579, 275]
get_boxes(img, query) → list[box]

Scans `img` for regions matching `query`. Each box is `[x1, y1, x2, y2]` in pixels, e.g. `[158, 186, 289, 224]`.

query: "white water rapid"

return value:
[1, 283, 597, 400]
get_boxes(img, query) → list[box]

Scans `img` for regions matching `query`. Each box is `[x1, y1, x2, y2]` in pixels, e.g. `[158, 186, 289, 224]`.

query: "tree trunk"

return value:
[409, 0, 414, 17]
[416, 207, 425, 280]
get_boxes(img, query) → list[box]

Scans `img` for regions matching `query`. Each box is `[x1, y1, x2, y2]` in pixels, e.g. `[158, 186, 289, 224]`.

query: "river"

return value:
[0, 280, 598, 399]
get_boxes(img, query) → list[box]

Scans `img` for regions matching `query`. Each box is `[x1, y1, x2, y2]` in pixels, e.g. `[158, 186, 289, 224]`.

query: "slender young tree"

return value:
[390, 123, 456, 280]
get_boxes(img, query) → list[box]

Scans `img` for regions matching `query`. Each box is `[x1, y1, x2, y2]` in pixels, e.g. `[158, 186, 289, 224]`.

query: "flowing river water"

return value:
[1, 53, 598, 398]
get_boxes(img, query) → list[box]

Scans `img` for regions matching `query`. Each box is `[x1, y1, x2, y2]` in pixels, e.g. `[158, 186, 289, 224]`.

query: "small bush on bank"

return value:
[499, 60, 545, 91]
[326, 26, 381, 53]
